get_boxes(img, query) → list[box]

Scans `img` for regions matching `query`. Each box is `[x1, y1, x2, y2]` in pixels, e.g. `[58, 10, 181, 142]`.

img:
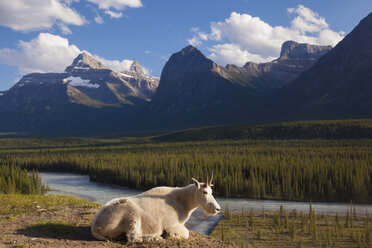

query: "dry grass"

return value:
[211, 206, 372, 248]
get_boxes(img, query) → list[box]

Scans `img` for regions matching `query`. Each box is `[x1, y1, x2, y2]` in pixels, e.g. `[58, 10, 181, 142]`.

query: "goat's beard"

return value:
[201, 206, 217, 216]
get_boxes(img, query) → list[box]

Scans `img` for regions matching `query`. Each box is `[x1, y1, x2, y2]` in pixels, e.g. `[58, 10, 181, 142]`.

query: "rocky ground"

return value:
[0, 195, 236, 248]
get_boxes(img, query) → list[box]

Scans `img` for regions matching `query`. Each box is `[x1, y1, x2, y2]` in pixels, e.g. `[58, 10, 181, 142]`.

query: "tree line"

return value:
[0, 165, 46, 194]
[0, 139, 371, 203]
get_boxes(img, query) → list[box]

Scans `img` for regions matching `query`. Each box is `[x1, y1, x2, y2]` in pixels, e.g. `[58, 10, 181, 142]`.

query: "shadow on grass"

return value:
[17, 222, 95, 241]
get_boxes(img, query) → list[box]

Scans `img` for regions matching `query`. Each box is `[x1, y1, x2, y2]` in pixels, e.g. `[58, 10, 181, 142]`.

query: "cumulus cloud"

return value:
[94, 15, 104, 24]
[86, 0, 142, 19]
[0, 0, 86, 32]
[209, 43, 276, 66]
[0, 0, 143, 33]
[288, 5, 328, 34]
[58, 23, 72, 35]
[188, 5, 344, 66]
[105, 10, 123, 19]
[187, 30, 209, 47]
[0, 33, 143, 76]
[0, 33, 80, 74]
[187, 37, 203, 47]
[92, 54, 133, 72]
[86, 0, 142, 10]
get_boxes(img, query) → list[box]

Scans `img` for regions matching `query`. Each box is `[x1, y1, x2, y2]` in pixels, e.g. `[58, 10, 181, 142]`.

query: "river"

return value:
[40, 172, 372, 235]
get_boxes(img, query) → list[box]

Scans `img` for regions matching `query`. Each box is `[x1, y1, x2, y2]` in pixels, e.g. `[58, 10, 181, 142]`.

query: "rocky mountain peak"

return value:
[279, 40, 332, 60]
[165, 45, 214, 72]
[65, 52, 108, 72]
[130, 61, 144, 76]
[181, 45, 197, 54]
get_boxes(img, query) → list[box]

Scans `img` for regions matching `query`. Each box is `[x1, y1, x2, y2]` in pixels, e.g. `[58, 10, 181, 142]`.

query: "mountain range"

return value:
[0, 12, 371, 136]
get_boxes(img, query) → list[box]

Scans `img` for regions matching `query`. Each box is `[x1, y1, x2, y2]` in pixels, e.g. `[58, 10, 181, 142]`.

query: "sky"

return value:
[0, 0, 371, 91]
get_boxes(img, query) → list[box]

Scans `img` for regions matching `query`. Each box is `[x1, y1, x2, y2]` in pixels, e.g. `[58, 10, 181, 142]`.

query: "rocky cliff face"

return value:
[150, 45, 260, 115]
[65, 52, 108, 72]
[150, 41, 331, 117]
[279, 41, 331, 59]
[225, 41, 332, 95]
[272, 12, 372, 120]
[118, 61, 159, 101]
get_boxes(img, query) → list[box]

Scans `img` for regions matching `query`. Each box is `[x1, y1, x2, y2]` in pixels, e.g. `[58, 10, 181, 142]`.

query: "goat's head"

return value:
[191, 173, 221, 216]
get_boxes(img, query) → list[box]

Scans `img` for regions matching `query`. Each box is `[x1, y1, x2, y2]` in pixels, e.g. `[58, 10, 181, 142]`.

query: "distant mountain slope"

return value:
[272, 12, 372, 120]
[226, 41, 331, 96]
[118, 61, 159, 100]
[150, 45, 259, 113]
[143, 41, 331, 129]
[0, 53, 159, 134]
[153, 119, 372, 142]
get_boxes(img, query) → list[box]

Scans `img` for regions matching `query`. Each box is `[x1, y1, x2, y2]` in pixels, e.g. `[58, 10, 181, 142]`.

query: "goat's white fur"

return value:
[91, 178, 220, 242]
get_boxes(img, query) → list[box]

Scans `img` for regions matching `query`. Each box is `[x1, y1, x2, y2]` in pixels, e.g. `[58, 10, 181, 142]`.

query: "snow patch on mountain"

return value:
[63, 76, 100, 88]
[117, 72, 134, 78]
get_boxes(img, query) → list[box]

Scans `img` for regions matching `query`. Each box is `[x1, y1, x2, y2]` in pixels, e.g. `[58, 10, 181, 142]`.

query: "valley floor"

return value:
[0, 194, 236, 248]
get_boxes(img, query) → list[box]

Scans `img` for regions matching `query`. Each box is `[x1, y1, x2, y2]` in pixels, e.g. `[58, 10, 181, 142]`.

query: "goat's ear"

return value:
[191, 178, 200, 189]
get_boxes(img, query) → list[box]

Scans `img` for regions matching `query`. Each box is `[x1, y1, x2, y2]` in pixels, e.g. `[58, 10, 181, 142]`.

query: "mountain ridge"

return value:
[271, 12, 372, 120]
[1, 11, 372, 135]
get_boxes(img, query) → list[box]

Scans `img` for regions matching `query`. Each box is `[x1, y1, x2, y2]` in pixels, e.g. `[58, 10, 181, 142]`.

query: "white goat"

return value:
[91, 174, 220, 242]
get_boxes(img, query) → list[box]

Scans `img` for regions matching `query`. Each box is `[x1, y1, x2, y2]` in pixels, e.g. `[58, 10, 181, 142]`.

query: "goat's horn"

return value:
[206, 174, 209, 187]
[210, 171, 214, 185]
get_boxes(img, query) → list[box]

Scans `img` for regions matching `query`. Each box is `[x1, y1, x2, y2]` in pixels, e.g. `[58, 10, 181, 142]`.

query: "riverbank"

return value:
[0, 194, 236, 248]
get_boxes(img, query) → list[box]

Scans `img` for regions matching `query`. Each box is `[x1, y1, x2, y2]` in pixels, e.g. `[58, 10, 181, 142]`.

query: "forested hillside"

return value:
[0, 137, 371, 203]
[153, 119, 372, 142]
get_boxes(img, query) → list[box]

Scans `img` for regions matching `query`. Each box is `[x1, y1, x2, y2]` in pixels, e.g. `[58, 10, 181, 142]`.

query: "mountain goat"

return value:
[91, 174, 220, 242]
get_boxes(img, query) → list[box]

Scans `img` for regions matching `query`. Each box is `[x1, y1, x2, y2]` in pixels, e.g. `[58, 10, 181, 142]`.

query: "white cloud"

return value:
[187, 31, 210, 47]
[0, 0, 86, 32]
[209, 43, 276, 66]
[94, 15, 104, 24]
[0, 33, 80, 74]
[58, 23, 72, 35]
[190, 27, 200, 33]
[189, 5, 344, 66]
[288, 5, 328, 34]
[0, 33, 146, 76]
[92, 54, 133, 72]
[187, 37, 203, 47]
[105, 10, 123, 19]
[86, 0, 142, 10]
[0, 0, 144, 33]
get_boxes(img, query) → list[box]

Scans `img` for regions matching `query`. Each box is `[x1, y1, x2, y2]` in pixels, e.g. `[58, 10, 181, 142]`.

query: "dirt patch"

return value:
[0, 205, 236, 248]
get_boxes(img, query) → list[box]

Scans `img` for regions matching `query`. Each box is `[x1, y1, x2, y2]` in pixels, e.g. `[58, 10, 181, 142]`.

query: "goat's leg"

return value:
[165, 225, 189, 239]
[126, 216, 143, 242]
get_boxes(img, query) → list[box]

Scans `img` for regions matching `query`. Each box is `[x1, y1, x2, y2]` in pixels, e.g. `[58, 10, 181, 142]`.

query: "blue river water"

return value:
[40, 172, 372, 235]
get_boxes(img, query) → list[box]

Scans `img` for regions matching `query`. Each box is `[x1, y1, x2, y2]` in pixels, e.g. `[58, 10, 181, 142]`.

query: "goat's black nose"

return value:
[216, 208, 220, 212]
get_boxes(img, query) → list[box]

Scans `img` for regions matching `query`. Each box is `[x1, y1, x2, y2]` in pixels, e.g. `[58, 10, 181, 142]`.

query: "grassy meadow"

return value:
[211, 204, 372, 248]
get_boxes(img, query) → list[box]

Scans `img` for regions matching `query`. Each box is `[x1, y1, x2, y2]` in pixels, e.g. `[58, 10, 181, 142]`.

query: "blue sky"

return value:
[0, 0, 371, 90]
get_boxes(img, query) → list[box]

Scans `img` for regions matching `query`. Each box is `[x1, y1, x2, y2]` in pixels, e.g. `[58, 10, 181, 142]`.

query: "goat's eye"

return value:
[203, 191, 208, 194]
